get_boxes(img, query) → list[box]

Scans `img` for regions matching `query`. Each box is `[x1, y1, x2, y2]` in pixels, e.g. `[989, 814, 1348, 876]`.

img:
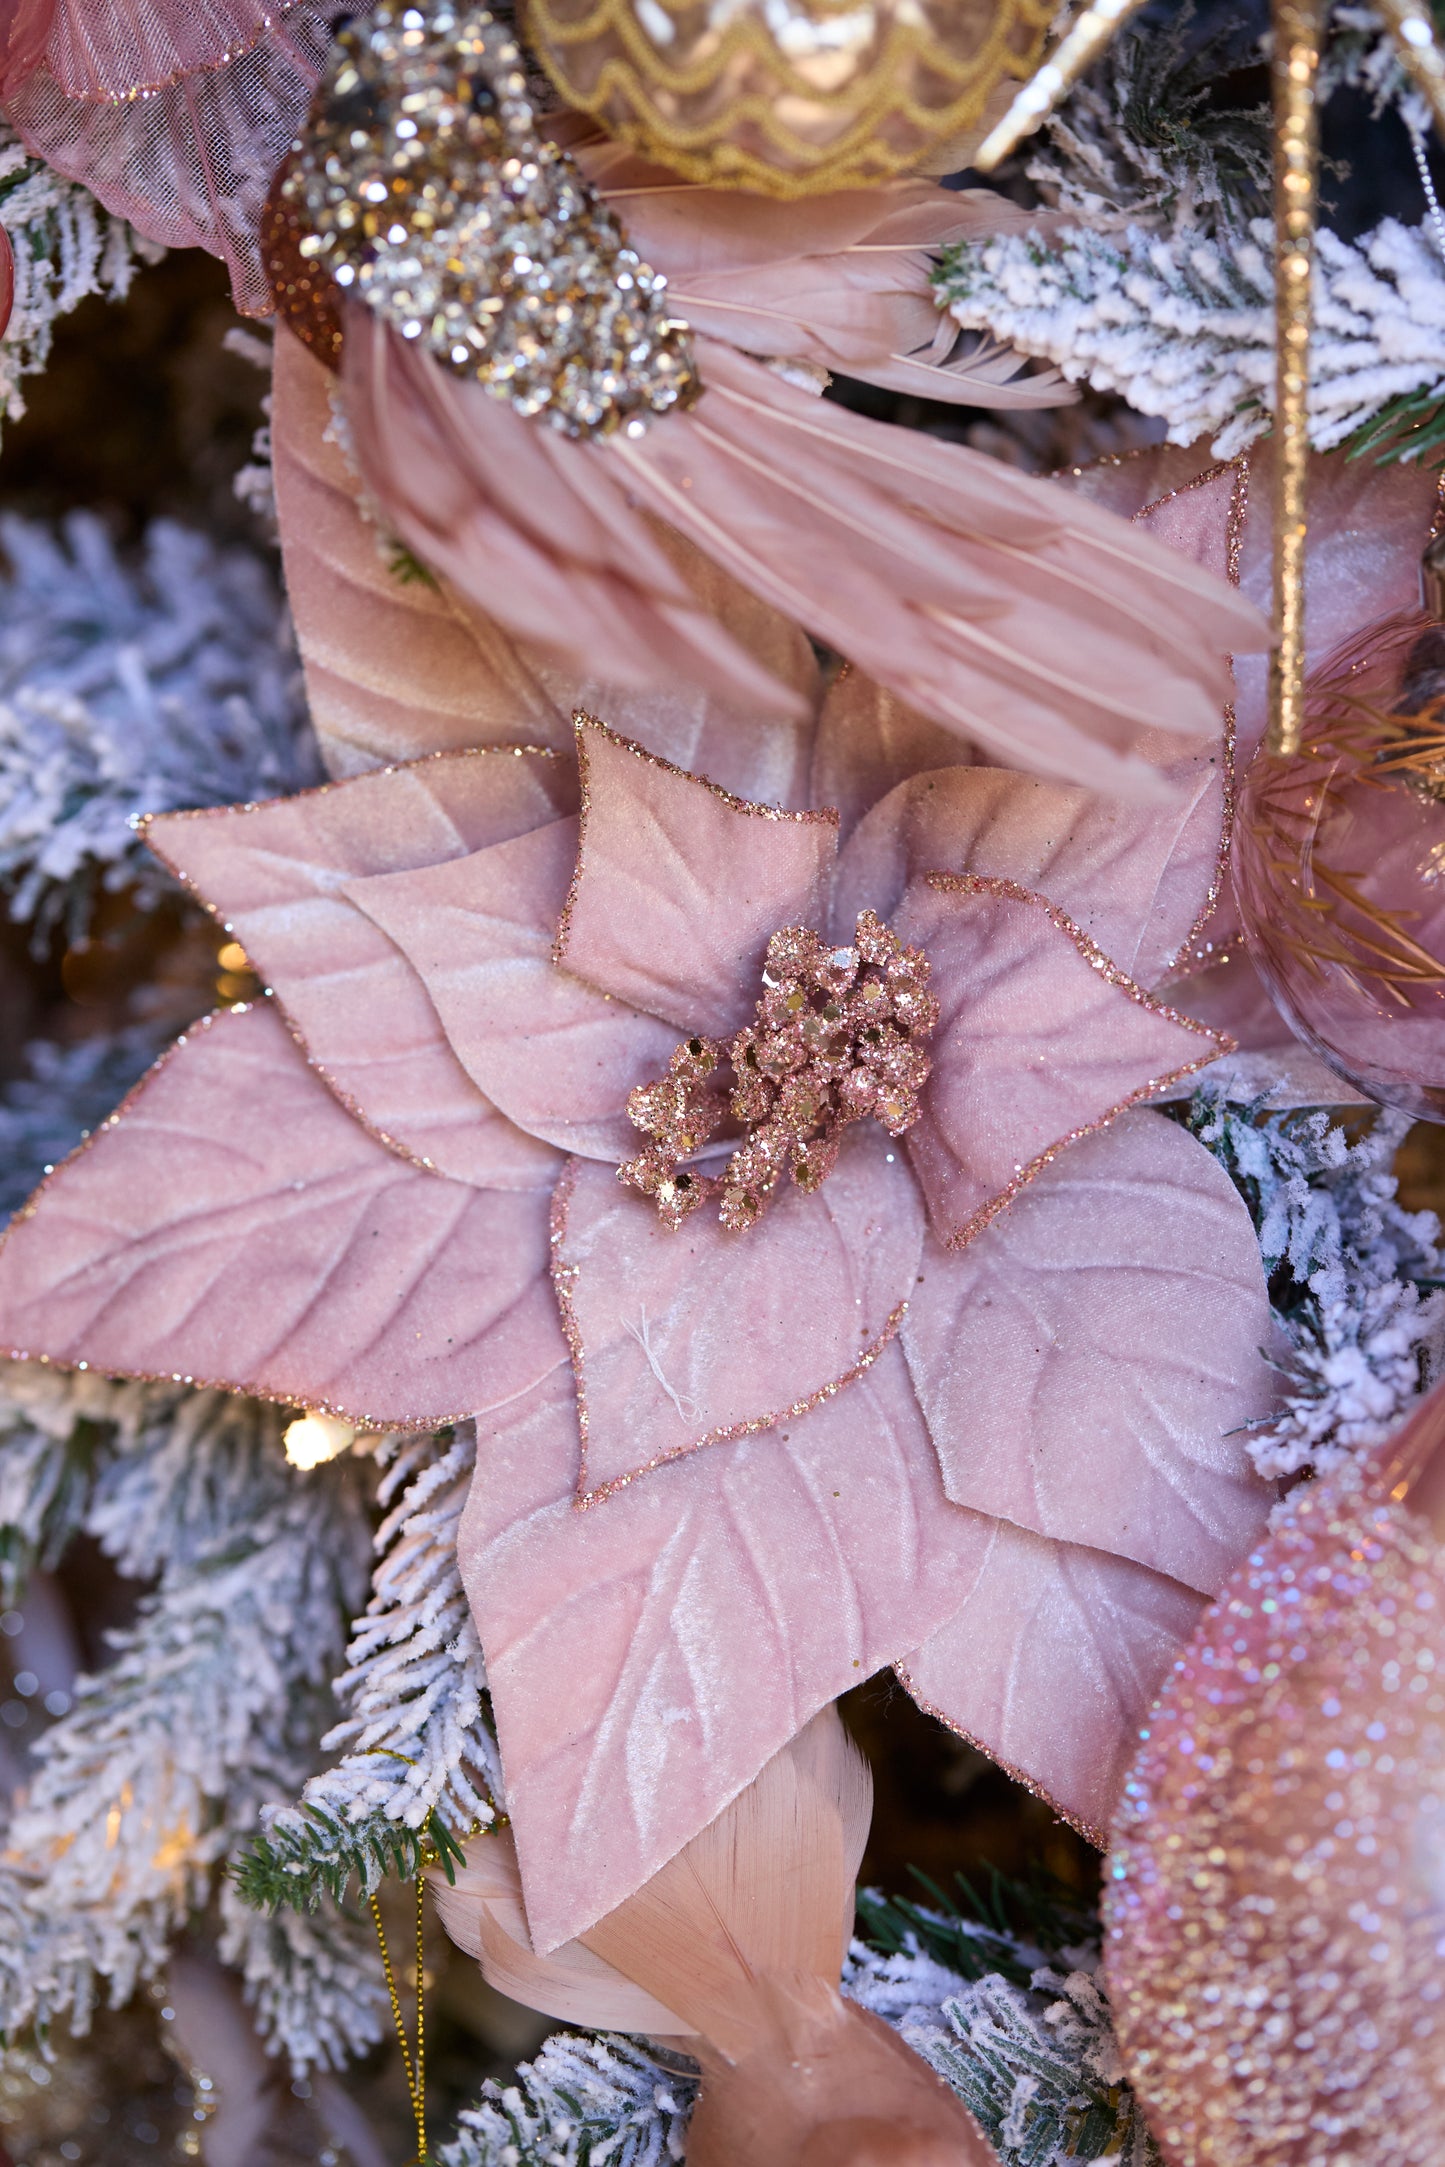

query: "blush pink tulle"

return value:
[1, 0, 336, 312]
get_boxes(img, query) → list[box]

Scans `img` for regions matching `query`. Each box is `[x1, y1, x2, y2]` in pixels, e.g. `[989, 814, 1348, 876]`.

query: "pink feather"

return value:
[568, 129, 1068, 408]
[430, 1708, 998, 2164]
[342, 314, 1267, 794]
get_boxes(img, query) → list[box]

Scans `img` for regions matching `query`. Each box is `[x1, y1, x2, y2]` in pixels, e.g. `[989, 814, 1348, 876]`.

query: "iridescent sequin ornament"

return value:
[619, 912, 938, 1230]
[278, 0, 699, 438]
[1103, 1455, 1445, 2165]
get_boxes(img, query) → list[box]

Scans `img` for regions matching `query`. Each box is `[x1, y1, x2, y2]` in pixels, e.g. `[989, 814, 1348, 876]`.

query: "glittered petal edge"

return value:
[920, 871, 1235, 1252]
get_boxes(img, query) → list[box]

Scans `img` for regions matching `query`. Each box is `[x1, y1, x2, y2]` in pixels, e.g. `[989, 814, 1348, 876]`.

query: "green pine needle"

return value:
[1344, 383, 1445, 470]
[231, 1803, 466, 1914]
[855, 1862, 1097, 1990]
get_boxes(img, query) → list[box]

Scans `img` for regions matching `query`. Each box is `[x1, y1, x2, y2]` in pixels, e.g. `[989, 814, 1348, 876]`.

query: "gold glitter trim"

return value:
[549, 1156, 908, 1508]
[551, 710, 839, 970]
[0, 1003, 472, 1434]
[77, 0, 310, 104]
[921, 872, 1234, 1251]
[141, 744, 563, 1176]
[525, 0, 1054, 197]
[893, 1661, 1108, 1850]
[1267, 0, 1326, 758]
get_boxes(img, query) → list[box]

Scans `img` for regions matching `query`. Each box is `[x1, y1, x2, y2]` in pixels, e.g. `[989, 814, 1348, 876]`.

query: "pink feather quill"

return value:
[342, 310, 1266, 794]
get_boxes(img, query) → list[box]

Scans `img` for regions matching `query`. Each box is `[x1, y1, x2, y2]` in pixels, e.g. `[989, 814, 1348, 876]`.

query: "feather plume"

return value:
[340, 307, 802, 721]
[432, 1709, 996, 2164]
[566, 129, 1068, 409]
[428, 1835, 688, 2034]
[342, 312, 1266, 793]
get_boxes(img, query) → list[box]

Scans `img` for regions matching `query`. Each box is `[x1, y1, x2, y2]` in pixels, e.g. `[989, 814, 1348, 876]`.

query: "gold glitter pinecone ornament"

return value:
[270, 0, 698, 438]
[521, 0, 1054, 195]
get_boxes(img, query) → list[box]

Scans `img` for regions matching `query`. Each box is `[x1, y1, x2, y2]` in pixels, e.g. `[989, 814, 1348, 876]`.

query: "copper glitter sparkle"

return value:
[284, 0, 698, 437]
[1104, 1460, 1445, 2165]
[618, 913, 938, 1231]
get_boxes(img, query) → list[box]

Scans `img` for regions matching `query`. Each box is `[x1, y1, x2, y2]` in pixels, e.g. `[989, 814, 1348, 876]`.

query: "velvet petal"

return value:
[809, 665, 974, 838]
[462, 1339, 994, 1952]
[554, 1124, 924, 1500]
[902, 1110, 1276, 1598]
[144, 752, 568, 1188]
[0, 1003, 561, 1426]
[894, 875, 1228, 1248]
[832, 756, 1226, 993]
[345, 817, 678, 1160]
[1060, 443, 1439, 765]
[897, 1529, 1208, 1845]
[1154, 949, 1372, 1107]
[557, 718, 838, 1036]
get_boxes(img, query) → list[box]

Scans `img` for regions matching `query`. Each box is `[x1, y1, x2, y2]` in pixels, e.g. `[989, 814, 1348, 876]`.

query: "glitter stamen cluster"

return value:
[284, 0, 699, 438]
[619, 911, 938, 1232]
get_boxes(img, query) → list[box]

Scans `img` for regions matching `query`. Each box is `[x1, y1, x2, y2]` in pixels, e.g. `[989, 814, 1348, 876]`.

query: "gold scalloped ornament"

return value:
[522, 0, 1055, 194]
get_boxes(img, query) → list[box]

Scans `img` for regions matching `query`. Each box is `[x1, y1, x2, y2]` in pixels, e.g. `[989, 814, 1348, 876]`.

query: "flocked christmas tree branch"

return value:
[938, 1, 1445, 463]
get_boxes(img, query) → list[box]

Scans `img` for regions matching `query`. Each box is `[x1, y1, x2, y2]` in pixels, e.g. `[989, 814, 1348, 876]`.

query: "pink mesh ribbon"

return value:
[2, 0, 337, 314]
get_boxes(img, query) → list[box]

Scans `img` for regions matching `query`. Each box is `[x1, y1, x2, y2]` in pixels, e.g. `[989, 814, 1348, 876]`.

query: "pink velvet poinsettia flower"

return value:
[0, 655, 1279, 1950]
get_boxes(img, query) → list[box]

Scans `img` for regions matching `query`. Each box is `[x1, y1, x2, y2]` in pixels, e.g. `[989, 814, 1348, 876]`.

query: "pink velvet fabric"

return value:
[0, 373, 1298, 1951]
[556, 1126, 923, 1499]
[557, 719, 837, 1037]
[0, 697, 1280, 1943]
[146, 751, 572, 1186]
[893, 876, 1228, 1247]
[0, 1004, 561, 1425]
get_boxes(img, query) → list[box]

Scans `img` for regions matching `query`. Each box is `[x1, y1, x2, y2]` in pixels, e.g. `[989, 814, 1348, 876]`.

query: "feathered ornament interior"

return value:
[263, 0, 1269, 798]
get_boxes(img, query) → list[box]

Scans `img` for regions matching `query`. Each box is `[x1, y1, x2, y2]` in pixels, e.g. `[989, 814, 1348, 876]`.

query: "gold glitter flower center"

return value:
[619, 912, 938, 1230]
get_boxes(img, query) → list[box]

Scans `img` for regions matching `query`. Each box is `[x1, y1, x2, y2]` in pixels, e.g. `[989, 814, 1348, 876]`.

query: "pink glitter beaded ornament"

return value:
[1233, 611, 1445, 1119]
[1103, 1381, 1445, 2167]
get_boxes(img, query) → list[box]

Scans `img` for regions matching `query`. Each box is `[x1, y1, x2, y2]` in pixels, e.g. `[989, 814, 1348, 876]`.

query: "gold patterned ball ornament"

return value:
[521, 0, 1056, 195]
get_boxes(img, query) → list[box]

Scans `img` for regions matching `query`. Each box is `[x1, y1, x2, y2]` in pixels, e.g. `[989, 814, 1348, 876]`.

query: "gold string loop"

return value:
[369, 1870, 430, 2165]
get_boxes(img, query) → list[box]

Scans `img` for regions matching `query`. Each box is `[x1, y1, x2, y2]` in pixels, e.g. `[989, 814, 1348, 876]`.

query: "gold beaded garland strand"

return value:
[1267, 0, 1326, 760]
